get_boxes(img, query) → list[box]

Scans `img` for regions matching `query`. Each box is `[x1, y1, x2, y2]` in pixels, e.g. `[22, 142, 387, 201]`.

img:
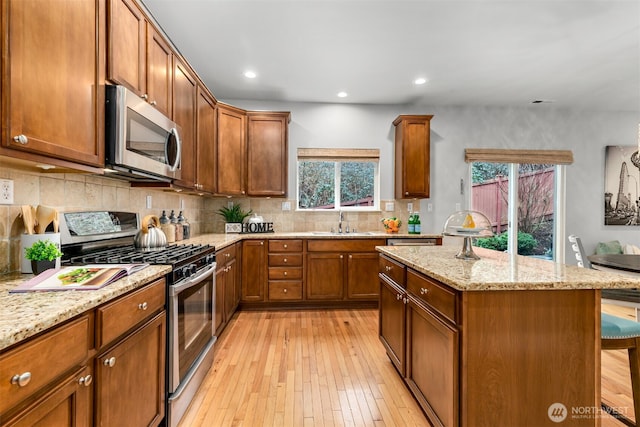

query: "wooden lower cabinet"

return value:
[95, 311, 165, 427]
[378, 274, 406, 375]
[241, 239, 266, 302]
[306, 253, 344, 300]
[2, 366, 92, 427]
[347, 252, 380, 299]
[406, 298, 458, 427]
[215, 243, 239, 336]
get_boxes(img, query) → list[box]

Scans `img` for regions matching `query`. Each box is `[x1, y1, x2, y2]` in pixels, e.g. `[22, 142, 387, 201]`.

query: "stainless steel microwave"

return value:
[105, 85, 181, 182]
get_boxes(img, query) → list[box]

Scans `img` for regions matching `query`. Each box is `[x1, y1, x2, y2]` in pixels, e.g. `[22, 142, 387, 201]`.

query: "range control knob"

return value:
[206, 254, 215, 265]
[181, 266, 192, 279]
[190, 264, 198, 276]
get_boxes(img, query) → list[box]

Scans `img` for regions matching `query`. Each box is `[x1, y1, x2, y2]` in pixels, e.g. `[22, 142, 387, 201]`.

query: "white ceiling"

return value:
[141, 0, 640, 112]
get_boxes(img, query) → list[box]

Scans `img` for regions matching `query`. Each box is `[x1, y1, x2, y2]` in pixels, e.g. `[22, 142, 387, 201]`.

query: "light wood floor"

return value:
[179, 307, 636, 427]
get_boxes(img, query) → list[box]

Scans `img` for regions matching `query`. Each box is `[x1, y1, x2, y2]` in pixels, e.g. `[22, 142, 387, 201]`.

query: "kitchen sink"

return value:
[311, 231, 374, 236]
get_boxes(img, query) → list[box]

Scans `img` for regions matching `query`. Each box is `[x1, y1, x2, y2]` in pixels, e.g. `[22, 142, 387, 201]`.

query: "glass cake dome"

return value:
[443, 210, 493, 259]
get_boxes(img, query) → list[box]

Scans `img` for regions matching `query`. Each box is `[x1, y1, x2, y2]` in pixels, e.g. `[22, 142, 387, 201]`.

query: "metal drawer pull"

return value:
[13, 134, 28, 145]
[78, 374, 93, 386]
[104, 357, 116, 367]
[138, 302, 148, 310]
[396, 294, 402, 300]
[385, 266, 392, 272]
[403, 297, 408, 304]
[420, 287, 429, 295]
[11, 372, 31, 387]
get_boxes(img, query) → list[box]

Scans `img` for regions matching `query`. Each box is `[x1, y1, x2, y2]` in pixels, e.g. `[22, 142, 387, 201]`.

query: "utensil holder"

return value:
[20, 233, 61, 274]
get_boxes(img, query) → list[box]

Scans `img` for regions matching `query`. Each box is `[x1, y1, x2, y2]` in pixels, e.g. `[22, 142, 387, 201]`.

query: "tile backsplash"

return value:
[0, 164, 410, 273]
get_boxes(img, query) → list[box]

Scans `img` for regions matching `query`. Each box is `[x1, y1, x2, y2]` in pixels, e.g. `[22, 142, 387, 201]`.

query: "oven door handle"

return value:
[169, 263, 216, 296]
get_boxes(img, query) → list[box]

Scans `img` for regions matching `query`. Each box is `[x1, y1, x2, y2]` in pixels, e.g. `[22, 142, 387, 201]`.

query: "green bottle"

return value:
[414, 213, 421, 234]
[408, 213, 415, 234]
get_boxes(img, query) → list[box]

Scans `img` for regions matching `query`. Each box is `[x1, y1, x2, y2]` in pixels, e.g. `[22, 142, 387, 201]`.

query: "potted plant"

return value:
[24, 239, 63, 275]
[216, 202, 252, 233]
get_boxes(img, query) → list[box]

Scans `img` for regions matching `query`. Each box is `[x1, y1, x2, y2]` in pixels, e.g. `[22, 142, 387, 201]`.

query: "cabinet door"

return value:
[146, 24, 172, 117]
[393, 115, 432, 199]
[216, 104, 246, 196]
[347, 252, 380, 300]
[95, 312, 166, 427]
[246, 112, 289, 197]
[224, 257, 238, 320]
[306, 253, 344, 300]
[196, 87, 217, 194]
[107, 0, 146, 95]
[173, 59, 197, 189]
[3, 0, 104, 168]
[241, 240, 266, 302]
[379, 275, 406, 375]
[406, 298, 458, 427]
[2, 366, 91, 427]
[214, 264, 226, 336]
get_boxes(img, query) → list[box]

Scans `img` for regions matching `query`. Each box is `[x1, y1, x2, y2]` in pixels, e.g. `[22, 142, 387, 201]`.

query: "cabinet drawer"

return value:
[268, 267, 303, 280]
[0, 315, 90, 415]
[96, 278, 166, 348]
[407, 269, 457, 324]
[268, 253, 303, 266]
[217, 244, 237, 262]
[379, 255, 406, 287]
[269, 239, 303, 252]
[269, 281, 302, 300]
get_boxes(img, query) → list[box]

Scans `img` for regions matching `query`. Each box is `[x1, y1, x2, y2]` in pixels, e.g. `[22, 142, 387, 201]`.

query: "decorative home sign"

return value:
[241, 222, 274, 233]
[604, 145, 640, 226]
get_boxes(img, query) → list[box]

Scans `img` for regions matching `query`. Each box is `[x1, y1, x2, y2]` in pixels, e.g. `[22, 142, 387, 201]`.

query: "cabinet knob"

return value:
[396, 294, 402, 300]
[150, 100, 157, 106]
[260, 241, 264, 245]
[283, 271, 288, 276]
[283, 288, 288, 293]
[138, 302, 148, 310]
[403, 297, 408, 304]
[340, 255, 343, 259]
[349, 255, 352, 259]
[13, 134, 28, 145]
[420, 287, 429, 295]
[284, 244, 288, 248]
[405, 191, 409, 196]
[104, 357, 116, 367]
[141, 93, 148, 100]
[11, 372, 31, 387]
[226, 253, 231, 258]
[283, 258, 288, 263]
[385, 266, 392, 272]
[78, 374, 93, 387]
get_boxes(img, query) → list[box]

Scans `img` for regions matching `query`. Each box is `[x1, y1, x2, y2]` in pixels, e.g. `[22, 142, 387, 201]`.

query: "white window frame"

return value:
[296, 148, 380, 212]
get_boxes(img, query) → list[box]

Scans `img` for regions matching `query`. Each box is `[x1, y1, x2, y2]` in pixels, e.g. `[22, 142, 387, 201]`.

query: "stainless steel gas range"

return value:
[59, 210, 216, 427]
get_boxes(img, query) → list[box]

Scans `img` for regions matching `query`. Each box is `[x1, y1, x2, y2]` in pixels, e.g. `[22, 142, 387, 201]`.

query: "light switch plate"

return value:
[0, 179, 14, 204]
[282, 201, 291, 211]
[146, 195, 153, 209]
[385, 202, 394, 211]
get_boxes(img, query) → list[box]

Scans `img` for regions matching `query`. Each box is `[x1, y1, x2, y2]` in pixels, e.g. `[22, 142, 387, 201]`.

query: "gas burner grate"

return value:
[67, 243, 213, 267]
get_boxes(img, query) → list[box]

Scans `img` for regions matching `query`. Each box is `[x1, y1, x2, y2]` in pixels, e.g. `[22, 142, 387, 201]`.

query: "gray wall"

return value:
[228, 98, 640, 264]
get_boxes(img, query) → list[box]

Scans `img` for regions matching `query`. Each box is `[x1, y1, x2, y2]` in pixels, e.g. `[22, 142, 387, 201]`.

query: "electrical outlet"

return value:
[282, 201, 291, 211]
[180, 199, 185, 210]
[455, 203, 461, 211]
[146, 195, 152, 209]
[385, 202, 394, 211]
[407, 202, 413, 212]
[228, 201, 234, 209]
[0, 179, 14, 204]
[428, 203, 433, 212]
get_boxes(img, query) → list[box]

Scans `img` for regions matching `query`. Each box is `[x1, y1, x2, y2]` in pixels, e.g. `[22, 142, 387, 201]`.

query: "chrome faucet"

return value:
[338, 210, 344, 233]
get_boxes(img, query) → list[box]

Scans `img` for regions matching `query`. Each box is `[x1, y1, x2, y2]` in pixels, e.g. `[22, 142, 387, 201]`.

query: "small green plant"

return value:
[24, 239, 63, 261]
[216, 202, 252, 223]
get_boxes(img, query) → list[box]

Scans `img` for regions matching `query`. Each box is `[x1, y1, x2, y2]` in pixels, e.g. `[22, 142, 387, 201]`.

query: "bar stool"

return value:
[601, 313, 640, 425]
[569, 235, 640, 425]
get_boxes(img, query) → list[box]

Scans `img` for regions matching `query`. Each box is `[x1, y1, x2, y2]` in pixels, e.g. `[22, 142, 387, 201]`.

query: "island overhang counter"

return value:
[376, 245, 640, 427]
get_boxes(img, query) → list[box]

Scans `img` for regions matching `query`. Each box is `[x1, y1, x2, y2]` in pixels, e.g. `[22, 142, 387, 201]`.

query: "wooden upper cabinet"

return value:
[393, 115, 433, 199]
[216, 103, 247, 196]
[1, 0, 105, 170]
[107, 0, 146, 94]
[146, 24, 173, 117]
[172, 58, 197, 189]
[246, 111, 290, 197]
[196, 86, 217, 194]
[108, 0, 173, 116]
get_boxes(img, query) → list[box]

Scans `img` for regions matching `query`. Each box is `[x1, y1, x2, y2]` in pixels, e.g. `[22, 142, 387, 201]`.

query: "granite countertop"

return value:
[0, 265, 170, 351]
[377, 245, 640, 291]
[0, 232, 439, 352]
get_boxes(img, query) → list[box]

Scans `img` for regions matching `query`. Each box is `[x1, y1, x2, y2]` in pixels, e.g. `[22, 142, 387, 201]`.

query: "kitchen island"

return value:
[377, 244, 640, 427]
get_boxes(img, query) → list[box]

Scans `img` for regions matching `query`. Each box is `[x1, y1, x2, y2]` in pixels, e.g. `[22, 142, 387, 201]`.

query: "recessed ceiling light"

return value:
[414, 78, 427, 85]
[337, 91, 348, 98]
[244, 70, 257, 79]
